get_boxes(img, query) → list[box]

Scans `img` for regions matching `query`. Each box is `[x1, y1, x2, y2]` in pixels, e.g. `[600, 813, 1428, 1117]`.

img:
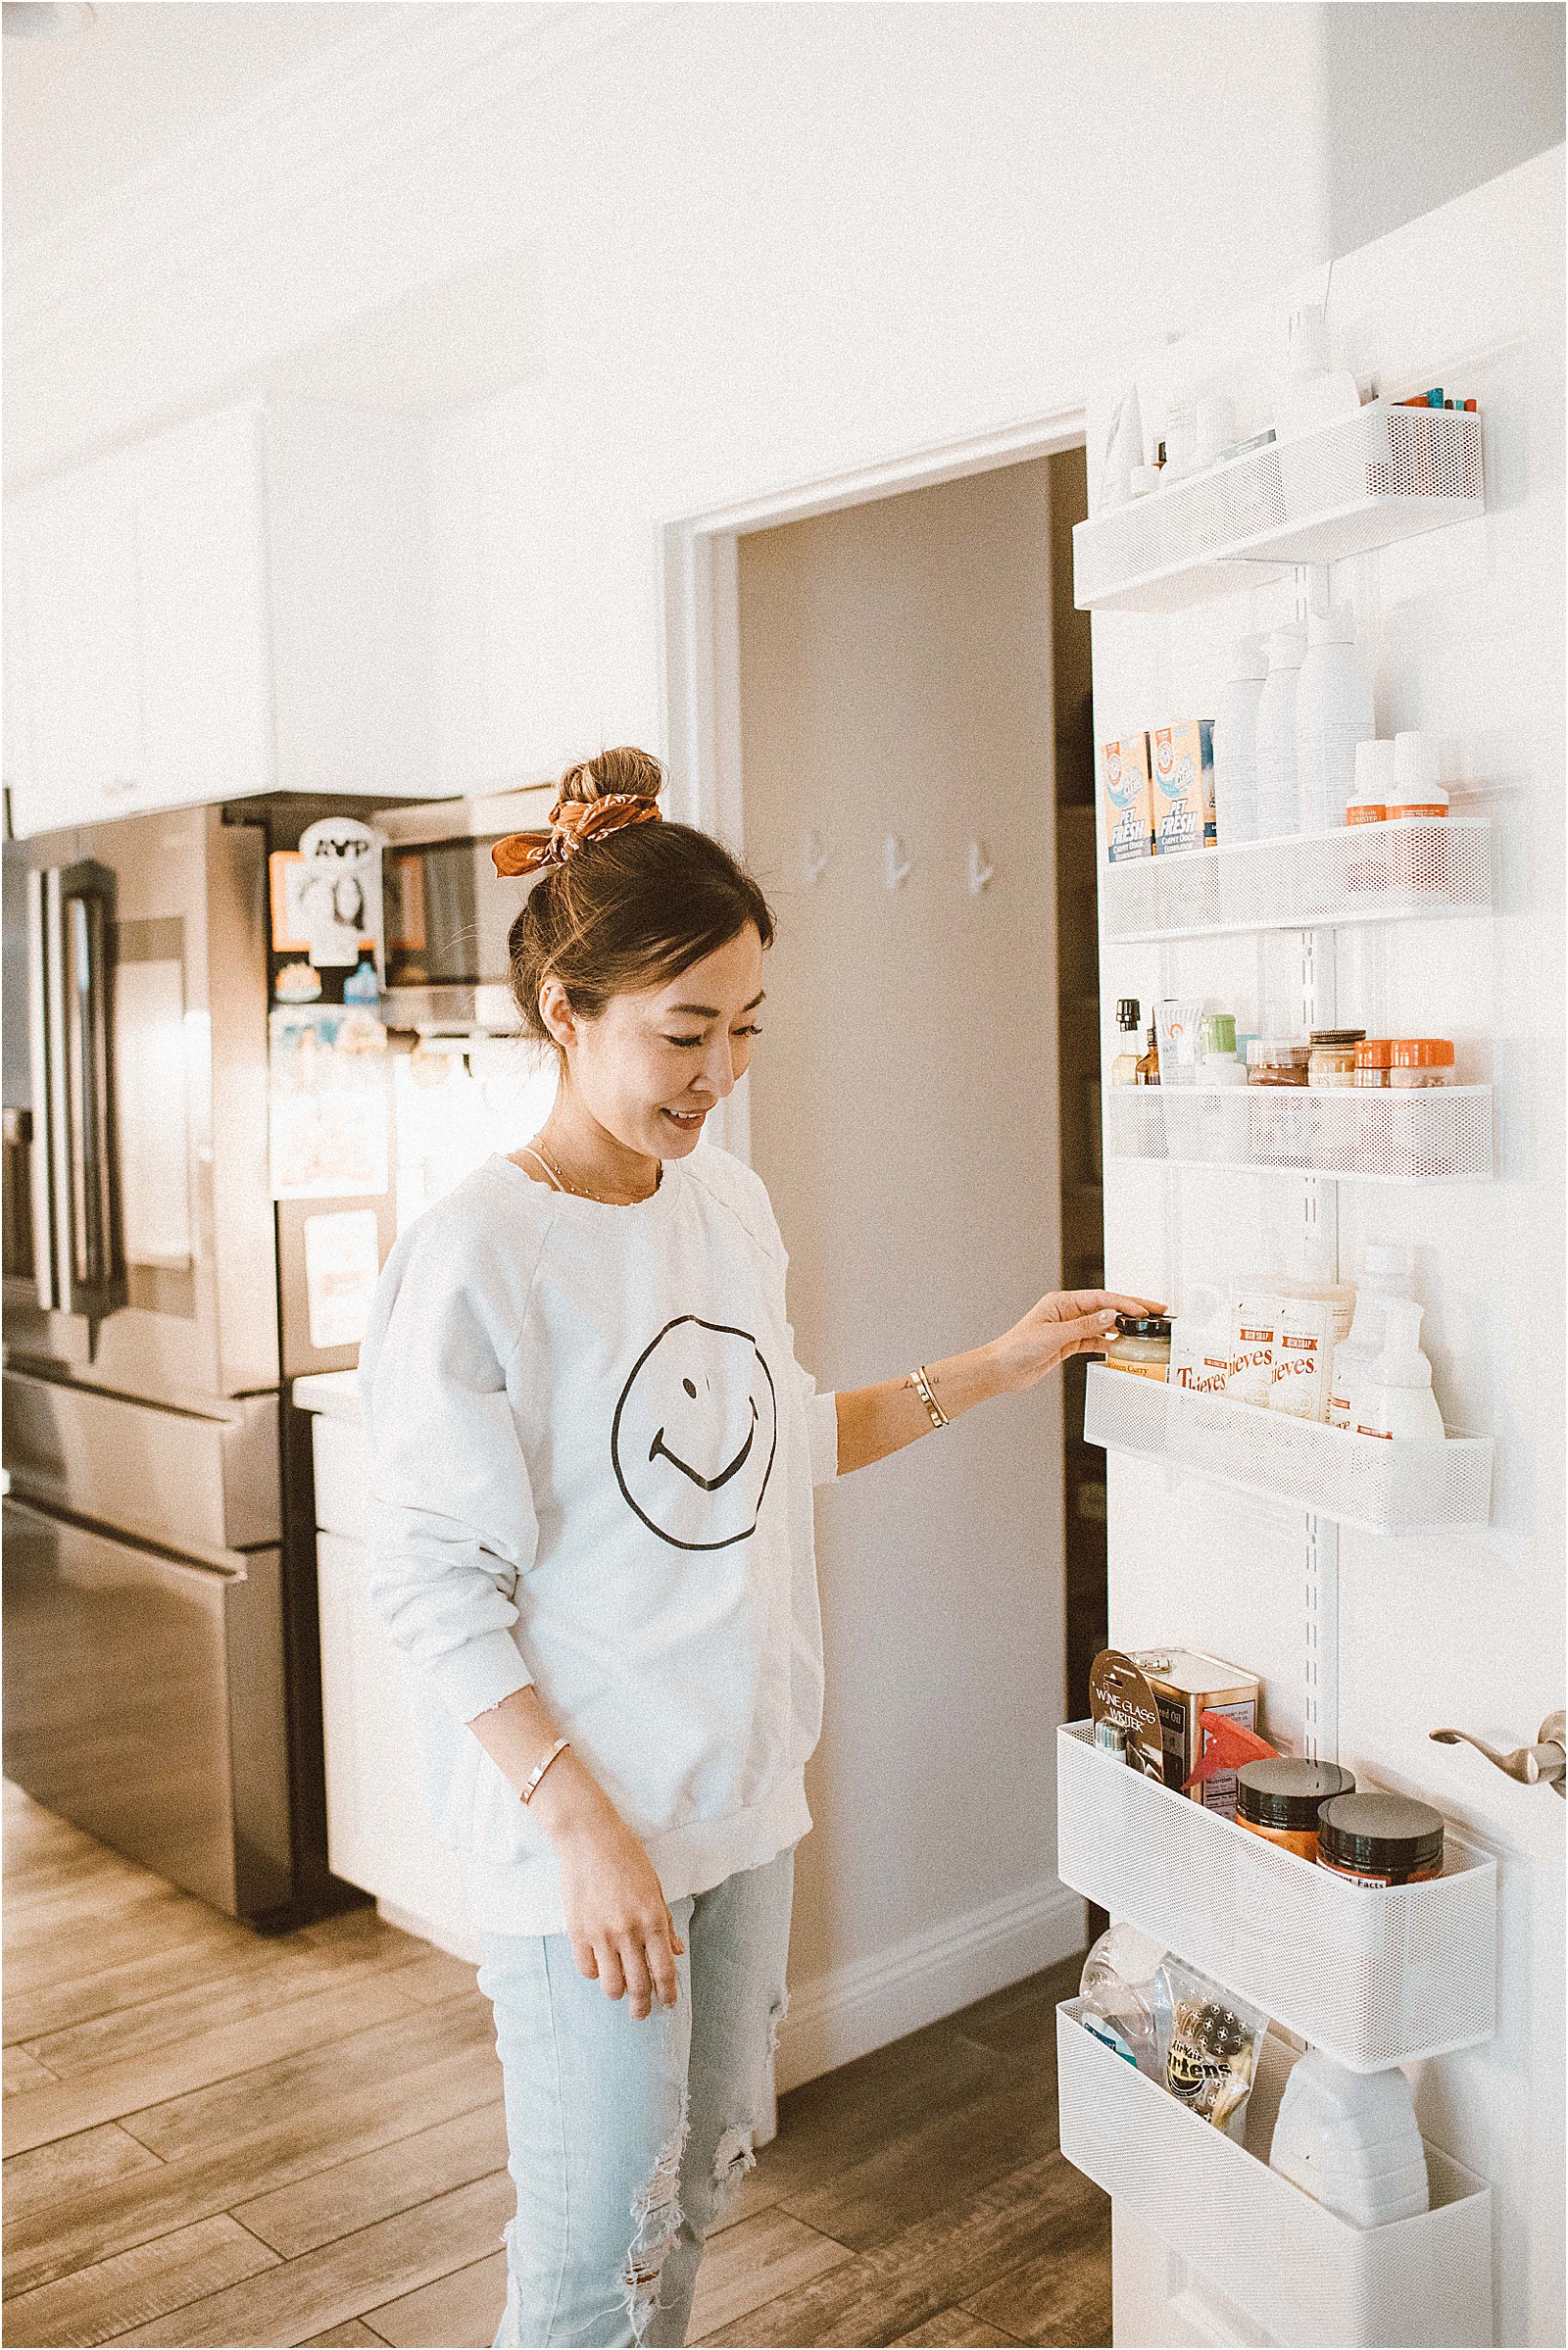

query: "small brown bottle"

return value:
[1135, 1025, 1160, 1086]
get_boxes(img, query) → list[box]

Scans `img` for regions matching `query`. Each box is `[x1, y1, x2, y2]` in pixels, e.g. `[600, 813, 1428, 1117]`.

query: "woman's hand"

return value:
[832, 1288, 1166, 1473]
[466, 1689, 684, 2018]
[993, 1288, 1166, 1393]
[548, 1788, 685, 2020]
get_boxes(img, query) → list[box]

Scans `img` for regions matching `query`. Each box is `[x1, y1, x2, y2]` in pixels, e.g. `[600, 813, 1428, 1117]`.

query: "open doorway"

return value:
[701, 438, 1104, 2057]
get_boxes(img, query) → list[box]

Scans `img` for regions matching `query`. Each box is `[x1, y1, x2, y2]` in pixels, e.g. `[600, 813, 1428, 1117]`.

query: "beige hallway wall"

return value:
[736, 457, 1076, 2061]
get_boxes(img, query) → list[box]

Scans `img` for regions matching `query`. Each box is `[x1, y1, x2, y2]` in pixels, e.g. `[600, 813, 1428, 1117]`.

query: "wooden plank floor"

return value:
[3, 1783, 1108, 2348]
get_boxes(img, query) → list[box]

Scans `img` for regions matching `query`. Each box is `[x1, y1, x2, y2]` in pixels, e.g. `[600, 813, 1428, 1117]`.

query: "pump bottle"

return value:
[1297, 606, 1375, 834]
[1110, 999, 1143, 1086]
[1212, 636, 1268, 847]
[1326, 1247, 1415, 1428]
[1356, 1298, 1445, 1441]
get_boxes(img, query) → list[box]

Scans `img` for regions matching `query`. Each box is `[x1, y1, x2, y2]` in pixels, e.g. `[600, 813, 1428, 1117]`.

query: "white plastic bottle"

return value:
[1297, 606, 1375, 834]
[1356, 1298, 1446, 1441]
[1269, 2048, 1429, 2228]
[1326, 1246, 1414, 1429]
[1211, 636, 1268, 847]
[1254, 624, 1307, 840]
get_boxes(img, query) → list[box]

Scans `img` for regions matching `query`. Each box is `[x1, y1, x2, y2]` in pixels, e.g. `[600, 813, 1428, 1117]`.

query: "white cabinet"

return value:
[303, 1394, 476, 1959]
[4, 404, 435, 838]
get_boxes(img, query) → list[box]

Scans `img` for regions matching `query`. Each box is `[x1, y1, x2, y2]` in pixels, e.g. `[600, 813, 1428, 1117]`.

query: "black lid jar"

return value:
[1238, 1758, 1356, 1834]
[1317, 1791, 1446, 1885]
[1113, 1314, 1172, 1340]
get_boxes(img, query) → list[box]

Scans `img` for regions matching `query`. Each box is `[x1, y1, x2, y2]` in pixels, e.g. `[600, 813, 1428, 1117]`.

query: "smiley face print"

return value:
[611, 1315, 779, 1551]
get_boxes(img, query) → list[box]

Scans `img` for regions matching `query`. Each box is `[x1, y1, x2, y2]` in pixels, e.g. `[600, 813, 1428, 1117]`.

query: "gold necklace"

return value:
[522, 1138, 658, 1207]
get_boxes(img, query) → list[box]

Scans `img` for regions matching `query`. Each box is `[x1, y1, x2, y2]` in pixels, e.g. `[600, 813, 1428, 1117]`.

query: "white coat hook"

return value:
[883, 834, 913, 892]
[802, 828, 829, 888]
[967, 840, 996, 895]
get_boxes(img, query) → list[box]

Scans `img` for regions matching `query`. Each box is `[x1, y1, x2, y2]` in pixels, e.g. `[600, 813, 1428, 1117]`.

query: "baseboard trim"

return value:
[774, 1877, 1088, 2092]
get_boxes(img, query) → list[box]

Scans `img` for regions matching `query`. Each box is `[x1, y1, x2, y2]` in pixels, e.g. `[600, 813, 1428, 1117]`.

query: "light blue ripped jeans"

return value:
[477, 1845, 795, 2349]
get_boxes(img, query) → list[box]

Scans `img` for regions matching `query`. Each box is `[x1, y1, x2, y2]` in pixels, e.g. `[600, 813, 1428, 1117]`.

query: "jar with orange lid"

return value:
[1388, 1038, 1455, 1088]
[1353, 1039, 1394, 1088]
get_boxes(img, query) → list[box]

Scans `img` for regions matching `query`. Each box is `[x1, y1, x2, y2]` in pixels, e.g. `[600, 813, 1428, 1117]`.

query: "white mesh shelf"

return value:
[1102, 819, 1492, 941]
[1083, 1364, 1494, 1535]
[1056, 2001, 1493, 2346]
[1074, 404, 1484, 612]
[1102, 1081, 1494, 1182]
[1057, 1723, 1497, 2069]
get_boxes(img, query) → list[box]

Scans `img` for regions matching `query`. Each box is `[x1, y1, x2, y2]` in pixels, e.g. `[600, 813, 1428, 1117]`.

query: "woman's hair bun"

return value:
[557, 746, 664, 808]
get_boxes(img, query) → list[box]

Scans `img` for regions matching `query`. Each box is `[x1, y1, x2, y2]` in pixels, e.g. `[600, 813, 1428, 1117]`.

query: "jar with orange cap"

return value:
[1388, 1038, 1455, 1089]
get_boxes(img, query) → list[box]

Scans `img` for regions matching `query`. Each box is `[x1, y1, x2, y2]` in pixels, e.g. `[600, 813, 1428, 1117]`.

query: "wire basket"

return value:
[1102, 819, 1492, 941]
[1102, 1082, 1494, 1183]
[1083, 1364, 1494, 1534]
[1057, 1722, 1497, 2066]
[1074, 405, 1485, 613]
[1056, 2003, 1494, 2346]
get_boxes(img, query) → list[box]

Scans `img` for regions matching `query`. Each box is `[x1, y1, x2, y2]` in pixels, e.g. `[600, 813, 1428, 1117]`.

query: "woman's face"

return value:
[545, 925, 766, 1158]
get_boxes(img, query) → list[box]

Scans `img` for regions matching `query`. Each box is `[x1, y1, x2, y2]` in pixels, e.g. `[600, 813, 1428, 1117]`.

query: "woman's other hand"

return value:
[995, 1289, 1165, 1392]
[544, 1782, 685, 2020]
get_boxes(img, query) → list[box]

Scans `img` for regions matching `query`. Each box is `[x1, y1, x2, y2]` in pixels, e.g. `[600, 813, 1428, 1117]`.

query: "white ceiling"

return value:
[3, 1, 397, 254]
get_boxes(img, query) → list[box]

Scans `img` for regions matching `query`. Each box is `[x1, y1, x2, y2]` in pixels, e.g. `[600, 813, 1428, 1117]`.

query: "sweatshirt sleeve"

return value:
[798, 1359, 841, 1487]
[360, 1222, 539, 1725]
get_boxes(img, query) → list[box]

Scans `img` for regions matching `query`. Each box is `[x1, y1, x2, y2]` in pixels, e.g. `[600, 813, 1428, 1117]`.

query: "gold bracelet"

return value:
[906, 1364, 950, 1430]
[519, 1737, 570, 1805]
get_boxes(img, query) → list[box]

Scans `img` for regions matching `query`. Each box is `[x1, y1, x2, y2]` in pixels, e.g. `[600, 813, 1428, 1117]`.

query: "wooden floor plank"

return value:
[2, 2122, 164, 2228]
[233, 2105, 510, 2259]
[1, 2213, 281, 2349]
[5, 1977, 423, 2159]
[687, 2208, 856, 2342]
[956, 2171, 1112, 2348]
[697, 2145, 1098, 2347]
[301, 2325, 389, 2347]
[4, 1923, 285, 2049]
[105, 2172, 514, 2348]
[6, 2044, 61, 2095]
[3, 1897, 249, 2003]
[891, 2312, 1022, 2348]
[362, 2249, 506, 2348]
[5, 2024, 499, 2298]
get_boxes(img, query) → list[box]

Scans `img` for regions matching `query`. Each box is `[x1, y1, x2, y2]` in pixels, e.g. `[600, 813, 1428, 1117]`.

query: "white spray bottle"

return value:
[1327, 1247, 1414, 1430]
[1356, 1298, 1445, 1441]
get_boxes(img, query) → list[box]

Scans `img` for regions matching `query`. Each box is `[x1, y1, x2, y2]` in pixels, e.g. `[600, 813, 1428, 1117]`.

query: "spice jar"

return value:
[1353, 1039, 1394, 1088]
[1103, 1314, 1171, 1379]
[1388, 1038, 1455, 1089]
[1316, 1791, 1445, 1885]
[1248, 1041, 1311, 1169]
[1237, 1758, 1356, 1861]
[1308, 1029, 1365, 1087]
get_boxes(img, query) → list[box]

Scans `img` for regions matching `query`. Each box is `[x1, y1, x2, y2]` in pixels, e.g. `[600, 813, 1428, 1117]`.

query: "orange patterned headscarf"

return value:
[491, 793, 662, 877]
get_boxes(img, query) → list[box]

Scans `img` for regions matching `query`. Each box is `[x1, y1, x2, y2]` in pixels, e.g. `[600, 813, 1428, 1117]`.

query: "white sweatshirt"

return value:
[358, 1144, 837, 1936]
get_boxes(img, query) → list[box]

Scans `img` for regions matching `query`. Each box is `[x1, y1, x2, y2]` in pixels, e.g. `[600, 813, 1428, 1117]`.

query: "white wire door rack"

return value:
[1101, 818, 1492, 943]
[1102, 1082, 1494, 1184]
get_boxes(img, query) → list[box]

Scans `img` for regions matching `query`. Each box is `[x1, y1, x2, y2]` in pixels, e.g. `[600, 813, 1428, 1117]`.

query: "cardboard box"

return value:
[1101, 733, 1154, 863]
[1152, 719, 1216, 855]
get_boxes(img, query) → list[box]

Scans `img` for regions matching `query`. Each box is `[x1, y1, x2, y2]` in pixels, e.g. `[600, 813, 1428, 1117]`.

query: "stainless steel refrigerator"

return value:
[2, 797, 395, 1921]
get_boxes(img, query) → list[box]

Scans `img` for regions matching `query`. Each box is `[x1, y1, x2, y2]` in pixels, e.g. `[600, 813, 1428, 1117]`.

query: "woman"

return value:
[360, 746, 1152, 2350]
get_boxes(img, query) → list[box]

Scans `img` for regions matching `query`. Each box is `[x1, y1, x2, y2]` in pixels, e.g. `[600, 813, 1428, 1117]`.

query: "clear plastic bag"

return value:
[1152, 1954, 1269, 2137]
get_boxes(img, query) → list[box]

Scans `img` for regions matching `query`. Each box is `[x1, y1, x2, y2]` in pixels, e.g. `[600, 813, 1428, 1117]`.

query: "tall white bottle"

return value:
[1297, 605, 1375, 834]
[1269, 2048, 1429, 2228]
[1254, 624, 1306, 840]
[1356, 1298, 1446, 1441]
[1212, 636, 1268, 847]
[1326, 1246, 1414, 1429]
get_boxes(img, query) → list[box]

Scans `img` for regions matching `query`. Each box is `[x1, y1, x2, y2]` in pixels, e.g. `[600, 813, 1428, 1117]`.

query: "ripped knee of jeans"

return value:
[710, 1987, 789, 2226]
[623, 2092, 690, 2342]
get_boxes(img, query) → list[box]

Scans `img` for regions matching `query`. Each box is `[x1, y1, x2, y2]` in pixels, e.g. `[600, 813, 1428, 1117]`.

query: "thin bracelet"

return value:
[519, 1737, 571, 1806]
[906, 1364, 950, 1431]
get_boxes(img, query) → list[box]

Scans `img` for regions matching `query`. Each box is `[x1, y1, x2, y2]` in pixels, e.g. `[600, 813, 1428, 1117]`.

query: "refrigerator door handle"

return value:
[36, 861, 122, 1319]
[25, 865, 57, 1311]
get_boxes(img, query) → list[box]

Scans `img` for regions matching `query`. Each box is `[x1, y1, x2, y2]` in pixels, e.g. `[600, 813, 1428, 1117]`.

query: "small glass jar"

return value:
[1102, 1313, 1171, 1379]
[1246, 1040, 1311, 1087]
[1308, 1029, 1366, 1087]
[1316, 1792, 1445, 1886]
[1388, 1038, 1455, 1089]
[1353, 1039, 1394, 1088]
[1236, 1759, 1356, 1862]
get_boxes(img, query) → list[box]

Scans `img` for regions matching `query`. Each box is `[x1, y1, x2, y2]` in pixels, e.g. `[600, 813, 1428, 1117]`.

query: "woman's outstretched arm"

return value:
[833, 1288, 1163, 1475]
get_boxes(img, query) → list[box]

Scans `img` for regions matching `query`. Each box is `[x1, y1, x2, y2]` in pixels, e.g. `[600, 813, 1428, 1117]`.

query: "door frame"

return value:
[658, 402, 1087, 1160]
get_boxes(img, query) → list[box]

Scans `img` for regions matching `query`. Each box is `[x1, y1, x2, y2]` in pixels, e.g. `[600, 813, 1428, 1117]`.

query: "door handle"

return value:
[1430, 1711, 1566, 1794]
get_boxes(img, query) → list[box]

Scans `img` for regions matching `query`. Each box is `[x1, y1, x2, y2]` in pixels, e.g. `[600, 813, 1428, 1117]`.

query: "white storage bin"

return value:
[1102, 819, 1492, 942]
[1056, 2000, 1494, 2346]
[1083, 1364, 1494, 1535]
[1074, 405, 1484, 613]
[1102, 1082, 1494, 1183]
[1056, 1724, 1497, 2070]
